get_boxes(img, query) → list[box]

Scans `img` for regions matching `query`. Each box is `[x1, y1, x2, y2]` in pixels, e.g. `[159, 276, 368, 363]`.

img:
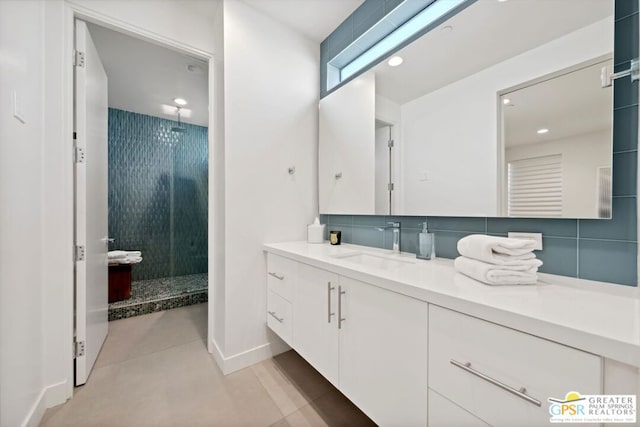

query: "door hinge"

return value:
[75, 146, 86, 163]
[388, 183, 395, 191]
[74, 50, 85, 68]
[74, 339, 85, 358]
[75, 245, 85, 261]
[388, 139, 395, 148]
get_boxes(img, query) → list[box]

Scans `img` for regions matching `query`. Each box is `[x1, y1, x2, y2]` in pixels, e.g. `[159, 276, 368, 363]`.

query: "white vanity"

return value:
[264, 242, 640, 427]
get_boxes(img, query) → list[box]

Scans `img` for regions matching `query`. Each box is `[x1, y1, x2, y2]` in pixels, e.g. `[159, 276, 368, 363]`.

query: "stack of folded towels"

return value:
[454, 235, 542, 285]
[108, 250, 143, 265]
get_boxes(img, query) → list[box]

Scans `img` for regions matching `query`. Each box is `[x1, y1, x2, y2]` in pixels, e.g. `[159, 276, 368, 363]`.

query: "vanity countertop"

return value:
[264, 241, 640, 367]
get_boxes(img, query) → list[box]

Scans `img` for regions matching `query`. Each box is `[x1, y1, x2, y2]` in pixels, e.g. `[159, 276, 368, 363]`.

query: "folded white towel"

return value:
[110, 256, 143, 265]
[108, 250, 142, 260]
[457, 235, 537, 265]
[454, 256, 540, 285]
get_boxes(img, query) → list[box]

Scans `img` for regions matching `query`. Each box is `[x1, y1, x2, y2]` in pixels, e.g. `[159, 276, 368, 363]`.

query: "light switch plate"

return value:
[508, 232, 543, 250]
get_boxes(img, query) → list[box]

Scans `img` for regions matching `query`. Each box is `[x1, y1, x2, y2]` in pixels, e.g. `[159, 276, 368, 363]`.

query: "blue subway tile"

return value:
[613, 105, 638, 152]
[385, 215, 427, 230]
[327, 18, 354, 59]
[433, 231, 474, 259]
[536, 237, 577, 277]
[616, 0, 638, 20]
[613, 151, 637, 196]
[579, 240, 637, 285]
[352, 226, 384, 248]
[486, 218, 577, 238]
[427, 216, 485, 233]
[614, 13, 639, 65]
[353, 0, 386, 39]
[319, 214, 329, 224]
[384, 0, 404, 14]
[579, 197, 637, 241]
[352, 215, 386, 227]
[400, 228, 419, 254]
[328, 215, 353, 226]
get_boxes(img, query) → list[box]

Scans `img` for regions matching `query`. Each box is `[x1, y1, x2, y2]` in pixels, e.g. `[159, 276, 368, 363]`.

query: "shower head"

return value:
[171, 107, 187, 133]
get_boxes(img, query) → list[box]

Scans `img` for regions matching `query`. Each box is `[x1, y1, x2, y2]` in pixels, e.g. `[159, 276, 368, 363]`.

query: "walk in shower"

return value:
[108, 108, 208, 320]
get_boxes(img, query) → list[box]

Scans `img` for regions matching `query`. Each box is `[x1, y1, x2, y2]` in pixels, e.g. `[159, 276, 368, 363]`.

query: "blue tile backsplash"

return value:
[108, 109, 208, 281]
[321, 1, 638, 286]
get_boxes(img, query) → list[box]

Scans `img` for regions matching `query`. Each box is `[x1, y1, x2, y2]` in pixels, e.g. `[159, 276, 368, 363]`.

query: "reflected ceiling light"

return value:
[173, 97, 188, 106]
[503, 98, 511, 105]
[498, 0, 509, 2]
[388, 56, 404, 67]
[442, 25, 453, 33]
[537, 128, 549, 134]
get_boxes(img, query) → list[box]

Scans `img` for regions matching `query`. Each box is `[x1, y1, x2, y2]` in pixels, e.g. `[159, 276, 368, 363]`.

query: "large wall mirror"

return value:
[319, 0, 614, 218]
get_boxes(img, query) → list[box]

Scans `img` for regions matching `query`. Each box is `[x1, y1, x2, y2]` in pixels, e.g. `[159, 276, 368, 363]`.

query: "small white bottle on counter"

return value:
[307, 217, 325, 244]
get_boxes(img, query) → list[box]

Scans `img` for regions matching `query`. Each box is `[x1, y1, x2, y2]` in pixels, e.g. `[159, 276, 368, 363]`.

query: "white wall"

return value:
[399, 18, 613, 217]
[506, 130, 611, 218]
[0, 1, 46, 425]
[217, 0, 319, 368]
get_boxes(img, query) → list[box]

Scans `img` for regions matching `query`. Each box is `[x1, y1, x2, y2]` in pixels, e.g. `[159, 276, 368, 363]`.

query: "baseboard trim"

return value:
[211, 339, 290, 375]
[20, 379, 70, 427]
[21, 389, 47, 427]
[45, 379, 69, 408]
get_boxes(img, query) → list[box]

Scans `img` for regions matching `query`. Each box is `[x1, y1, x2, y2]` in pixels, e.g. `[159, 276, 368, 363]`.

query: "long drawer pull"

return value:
[268, 272, 284, 280]
[268, 311, 284, 323]
[338, 286, 346, 329]
[327, 282, 335, 323]
[450, 359, 541, 407]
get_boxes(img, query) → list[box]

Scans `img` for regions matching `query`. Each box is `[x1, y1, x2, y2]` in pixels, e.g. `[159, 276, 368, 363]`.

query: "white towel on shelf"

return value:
[457, 234, 537, 265]
[454, 256, 540, 286]
[114, 257, 143, 265]
[108, 250, 142, 260]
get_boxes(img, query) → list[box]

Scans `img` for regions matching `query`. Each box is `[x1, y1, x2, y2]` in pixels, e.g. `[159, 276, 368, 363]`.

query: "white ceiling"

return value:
[503, 60, 613, 147]
[242, 0, 364, 42]
[88, 23, 209, 127]
[374, 0, 613, 104]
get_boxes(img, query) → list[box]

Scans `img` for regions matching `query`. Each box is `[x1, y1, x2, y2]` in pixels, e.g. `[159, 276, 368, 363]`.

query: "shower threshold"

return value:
[108, 273, 208, 321]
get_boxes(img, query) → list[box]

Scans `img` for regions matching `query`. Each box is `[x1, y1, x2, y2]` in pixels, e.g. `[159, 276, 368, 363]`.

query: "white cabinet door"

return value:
[319, 71, 376, 214]
[338, 276, 429, 427]
[293, 263, 340, 386]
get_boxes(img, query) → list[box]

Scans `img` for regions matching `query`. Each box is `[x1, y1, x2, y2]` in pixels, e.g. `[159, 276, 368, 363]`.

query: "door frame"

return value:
[62, 2, 215, 400]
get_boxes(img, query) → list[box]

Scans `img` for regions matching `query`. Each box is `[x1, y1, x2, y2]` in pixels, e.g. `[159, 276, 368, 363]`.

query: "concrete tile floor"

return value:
[41, 304, 375, 427]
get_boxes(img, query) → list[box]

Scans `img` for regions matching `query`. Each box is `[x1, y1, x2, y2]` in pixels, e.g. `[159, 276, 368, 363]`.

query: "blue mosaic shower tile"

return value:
[108, 109, 208, 281]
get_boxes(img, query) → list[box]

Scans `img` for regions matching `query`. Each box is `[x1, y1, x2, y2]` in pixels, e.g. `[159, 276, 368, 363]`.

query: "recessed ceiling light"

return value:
[537, 128, 549, 134]
[173, 98, 188, 106]
[388, 56, 403, 67]
[503, 98, 511, 105]
[442, 25, 453, 33]
[498, 0, 509, 2]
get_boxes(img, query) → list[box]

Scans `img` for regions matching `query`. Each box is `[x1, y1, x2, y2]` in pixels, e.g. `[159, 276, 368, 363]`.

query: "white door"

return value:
[338, 276, 429, 426]
[74, 19, 109, 386]
[292, 264, 340, 387]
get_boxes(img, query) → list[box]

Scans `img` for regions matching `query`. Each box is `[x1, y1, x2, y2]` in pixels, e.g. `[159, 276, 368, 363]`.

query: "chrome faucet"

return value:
[376, 222, 401, 254]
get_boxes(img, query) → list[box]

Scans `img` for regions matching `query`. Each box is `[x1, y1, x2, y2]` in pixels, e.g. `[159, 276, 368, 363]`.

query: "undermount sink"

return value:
[330, 251, 415, 269]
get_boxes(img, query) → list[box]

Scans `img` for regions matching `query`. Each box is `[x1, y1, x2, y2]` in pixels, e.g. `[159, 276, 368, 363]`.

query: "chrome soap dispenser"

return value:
[417, 221, 435, 260]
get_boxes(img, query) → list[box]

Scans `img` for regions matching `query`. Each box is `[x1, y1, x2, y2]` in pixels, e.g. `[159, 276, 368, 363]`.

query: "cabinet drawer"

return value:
[266, 253, 296, 301]
[429, 388, 489, 427]
[429, 305, 602, 427]
[267, 290, 292, 345]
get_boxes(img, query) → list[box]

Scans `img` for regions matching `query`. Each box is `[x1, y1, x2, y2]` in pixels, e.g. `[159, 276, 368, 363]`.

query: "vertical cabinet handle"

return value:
[327, 282, 335, 323]
[338, 285, 346, 329]
[268, 272, 284, 280]
[268, 311, 284, 323]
